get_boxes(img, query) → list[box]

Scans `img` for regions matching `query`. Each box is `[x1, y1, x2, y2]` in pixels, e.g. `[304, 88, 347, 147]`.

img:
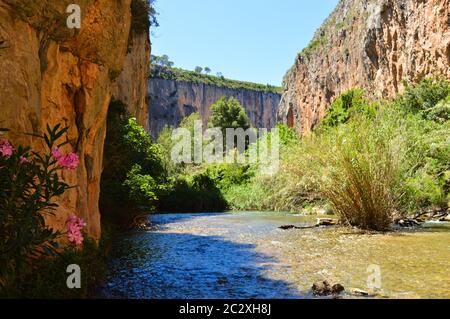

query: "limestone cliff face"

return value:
[279, 0, 450, 135]
[0, 0, 148, 240]
[148, 78, 281, 138]
[112, 32, 150, 130]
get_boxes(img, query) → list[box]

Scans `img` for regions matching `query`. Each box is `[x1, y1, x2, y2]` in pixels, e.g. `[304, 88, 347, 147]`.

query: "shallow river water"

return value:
[98, 212, 450, 299]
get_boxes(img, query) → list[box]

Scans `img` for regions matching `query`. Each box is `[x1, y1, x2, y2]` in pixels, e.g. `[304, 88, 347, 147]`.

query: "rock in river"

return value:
[396, 219, 421, 227]
[316, 218, 337, 226]
[312, 280, 345, 296]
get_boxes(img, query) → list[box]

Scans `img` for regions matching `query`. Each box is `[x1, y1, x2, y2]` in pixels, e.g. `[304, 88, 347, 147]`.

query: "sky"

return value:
[151, 0, 339, 86]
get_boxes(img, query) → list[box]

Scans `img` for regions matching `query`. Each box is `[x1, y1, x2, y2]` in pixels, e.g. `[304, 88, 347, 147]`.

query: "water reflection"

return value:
[99, 230, 301, 298]
[98, 212, 450, 299]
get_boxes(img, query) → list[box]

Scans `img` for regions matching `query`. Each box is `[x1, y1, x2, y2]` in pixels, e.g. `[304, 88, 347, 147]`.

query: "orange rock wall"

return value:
[0, 0, 149, 240]
[279, 0, 450, 134]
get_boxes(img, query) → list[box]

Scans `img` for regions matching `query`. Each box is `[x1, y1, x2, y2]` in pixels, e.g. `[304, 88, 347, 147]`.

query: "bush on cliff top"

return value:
[150, 65, 282, 94]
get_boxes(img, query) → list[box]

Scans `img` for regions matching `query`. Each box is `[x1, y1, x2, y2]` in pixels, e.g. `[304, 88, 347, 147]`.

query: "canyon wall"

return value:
[112, 32, 150, 130]
[0, 0, 150, 240]
[148, 78, 281, 138]
[279, 0, 450, 135]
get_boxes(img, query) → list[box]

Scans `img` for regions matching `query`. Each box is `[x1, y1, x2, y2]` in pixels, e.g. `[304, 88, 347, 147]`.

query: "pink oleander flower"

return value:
[67, 215, 87, 245]
[0, 139, 13, 158]
[68, 229, 83, 245]
[51, 147, 62, 159]
[58, 152, 79, 170]
[19, 156, 29, 164]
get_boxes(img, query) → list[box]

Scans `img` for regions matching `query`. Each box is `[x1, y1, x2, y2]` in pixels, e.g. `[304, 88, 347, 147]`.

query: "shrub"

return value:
[397, 113, 450, 210]
[150, 65, 282, 94]
[0, 125, 80, 288]
[315, 121, 402, 230]
[157, 112, 203, 172]
[1, 238, 105, 299]
[222, 182, 266, 211]
[158, 172, 227, 212]
[204, 163, 255, 190]
[423, 95, 450, 123]
[275, 123, 300, 147]
[123, 164, 159, 210]
[396, 78, 450, 117]
[100, 100, 167, 224]
[320, 88, 376, 129]
[157, 125, 183, 176]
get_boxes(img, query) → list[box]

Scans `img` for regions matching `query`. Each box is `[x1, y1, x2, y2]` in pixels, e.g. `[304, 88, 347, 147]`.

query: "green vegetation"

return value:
[101, 105, 229, 215]
[0, 125, 105, 298]
[319, 88, 377, 129]
[158, 173, 227, 212]
[101, 96, 256, 214]
[216, 79, 449, 230]
[397, 78, 450, 121]
[300, 36, 328, 58]
[152, 54, 174, 68]
[1, 238, 106, 298]
[194, 66, 203, 74]
[100, 100, 167, 224]
[209, 96, 251, 140]
[102, 78, 449, 231]
[0, 125, 78, 289]
[159, 79, 447, 230]
[150, 61, 282, 94]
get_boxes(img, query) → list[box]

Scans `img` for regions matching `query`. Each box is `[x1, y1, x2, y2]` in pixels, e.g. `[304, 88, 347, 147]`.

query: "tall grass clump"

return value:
[307, 117, 404, 230]
[278, 80, 449, 230]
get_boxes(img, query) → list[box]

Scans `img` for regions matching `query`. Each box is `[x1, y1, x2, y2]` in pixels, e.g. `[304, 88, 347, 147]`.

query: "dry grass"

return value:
[293, 115, 404, 230]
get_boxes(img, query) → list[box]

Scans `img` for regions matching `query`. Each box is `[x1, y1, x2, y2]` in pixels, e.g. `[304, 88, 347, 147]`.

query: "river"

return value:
[98, 212, 450, 299]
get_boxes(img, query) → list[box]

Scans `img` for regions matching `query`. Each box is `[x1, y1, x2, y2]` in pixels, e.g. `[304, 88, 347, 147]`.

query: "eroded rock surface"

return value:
[279, 0, 450, 135]
[0, 0, 149, 240]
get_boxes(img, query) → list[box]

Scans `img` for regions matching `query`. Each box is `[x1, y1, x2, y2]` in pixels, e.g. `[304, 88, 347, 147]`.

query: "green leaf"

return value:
[57, 140, 70, 148]
[24, 132, 43, 138]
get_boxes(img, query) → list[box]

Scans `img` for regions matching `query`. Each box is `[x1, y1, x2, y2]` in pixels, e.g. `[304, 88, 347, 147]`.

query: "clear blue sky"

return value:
[151, 0, 339, 86]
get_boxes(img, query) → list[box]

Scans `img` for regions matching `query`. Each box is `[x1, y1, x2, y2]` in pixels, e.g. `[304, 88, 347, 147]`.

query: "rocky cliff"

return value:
[0, 0, 150, 240]
[148, 78, 281, 138]
[112, 30, 150, 130]
[279, 0, 450, 135]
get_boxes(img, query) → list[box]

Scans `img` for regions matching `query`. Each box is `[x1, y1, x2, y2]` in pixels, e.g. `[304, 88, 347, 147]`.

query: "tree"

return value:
[204, 67, 211, 75]
[209, 97, 252, 152]
[209, 97, 250, 131]
[194, 66, 203, 74]
[216, 72, 224, 78]
[152, 54, 174, 68]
